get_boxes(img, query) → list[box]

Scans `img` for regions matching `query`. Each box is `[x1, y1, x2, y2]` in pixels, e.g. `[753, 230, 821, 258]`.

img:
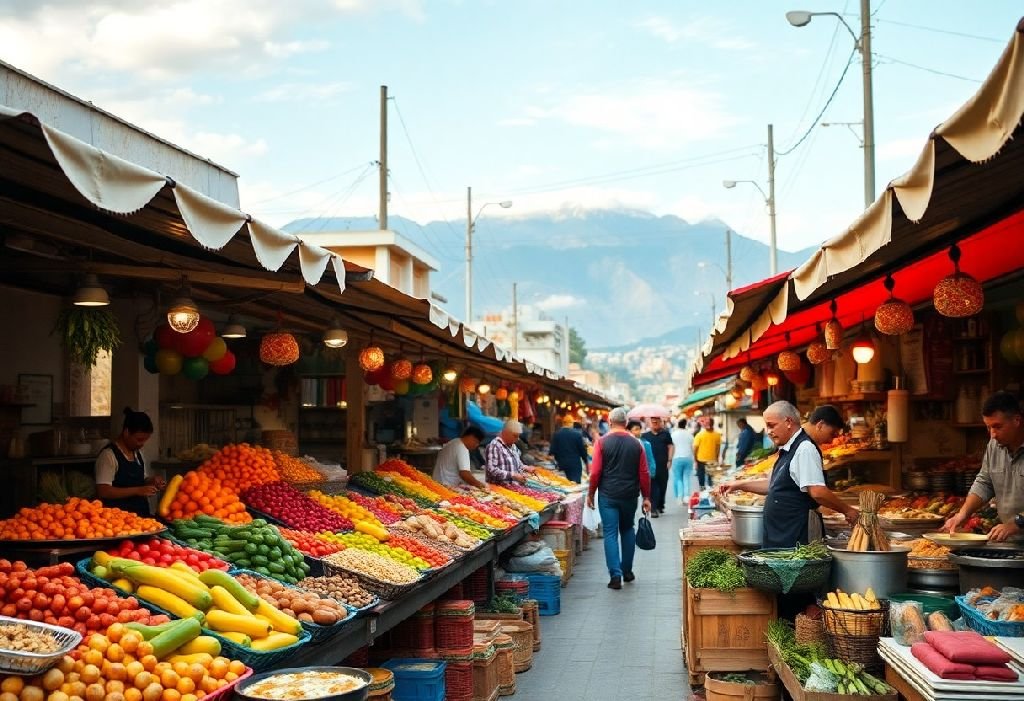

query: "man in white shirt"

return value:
[432, 426, 486, 489]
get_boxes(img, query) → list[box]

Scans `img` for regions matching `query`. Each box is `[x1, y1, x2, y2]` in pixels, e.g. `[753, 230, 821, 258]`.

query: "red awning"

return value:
[691, 207, 1024, 386]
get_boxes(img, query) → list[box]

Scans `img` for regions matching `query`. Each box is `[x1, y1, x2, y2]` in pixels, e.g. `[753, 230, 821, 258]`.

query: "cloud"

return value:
[634, 16, 755, 51]
[536, 294, 585, 311]
[264, 39, 331, 58]
[497, 117, 538, 127]
[254, 81, 353, 102]
[510, 78, 738, 149]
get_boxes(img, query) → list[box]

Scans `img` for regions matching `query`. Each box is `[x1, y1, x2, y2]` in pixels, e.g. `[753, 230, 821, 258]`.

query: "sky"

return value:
[1, 0, 1021, 308]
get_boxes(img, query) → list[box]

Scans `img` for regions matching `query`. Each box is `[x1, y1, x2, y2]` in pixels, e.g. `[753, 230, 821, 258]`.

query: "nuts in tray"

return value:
[907, 538, 955, 570]
[234, 572, 351, 626]
[0, 622, 61, 654]
[298, 575, 376, 609]
[323, 549, 420, 585]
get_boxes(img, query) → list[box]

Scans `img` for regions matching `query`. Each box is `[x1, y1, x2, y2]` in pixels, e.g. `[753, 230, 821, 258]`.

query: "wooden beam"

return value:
[345, 350, 366, 474]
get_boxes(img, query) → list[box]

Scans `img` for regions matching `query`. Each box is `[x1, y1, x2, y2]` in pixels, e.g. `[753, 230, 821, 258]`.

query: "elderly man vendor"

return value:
[485, 420, 536, 484]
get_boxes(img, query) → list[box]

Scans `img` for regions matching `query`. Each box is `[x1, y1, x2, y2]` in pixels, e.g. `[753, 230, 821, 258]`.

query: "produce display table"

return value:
[279, 504, 556, 665]
[768, 642, 898, 701]
[884, 665, 927, 701]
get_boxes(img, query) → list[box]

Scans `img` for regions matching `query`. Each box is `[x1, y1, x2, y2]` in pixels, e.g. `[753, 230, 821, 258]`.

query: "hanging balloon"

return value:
[495, 387, 509, 401]
[209, 349, 236, 375]
[394, 379, 411, 396]
[178, 322, 216, 357]
[366, 366, 389, 386]
[784, 362, 811, 386]
[260, 331, 300, 366]
[378, 372, 396, 392]
[155, 324, 179, 351]
[390, 358, 413, 381]
[182, 356, 210, 381]
[460, 377, 477, 394]
[143, 353, 159, 375]
[155, 348, 183, 375]
[202, 337, 228, 362]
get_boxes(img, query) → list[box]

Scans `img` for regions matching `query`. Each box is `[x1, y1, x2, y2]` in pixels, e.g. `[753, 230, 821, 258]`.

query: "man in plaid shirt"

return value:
[485, 420, 536, 484]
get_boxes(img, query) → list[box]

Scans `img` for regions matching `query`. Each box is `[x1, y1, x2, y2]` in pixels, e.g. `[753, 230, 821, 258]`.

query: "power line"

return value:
[386, 173, 457, 262]
[775, 46, 858, 157]
[874, 52, 982, 83]
[873, 18, 1003, 44]
[784, 0, 848, 144]
[289, 164, 377, 234]
[245, 163, 375, 206]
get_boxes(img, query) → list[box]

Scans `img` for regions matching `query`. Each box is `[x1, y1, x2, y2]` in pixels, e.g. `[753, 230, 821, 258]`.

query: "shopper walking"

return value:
[734, 418, 759, 466]
[641, 416, 674, 515]
[692, 420, 722, 490]
[670, 419, 695, 505]
[587, 407, 651, 589]
[549, 415, 589, 483]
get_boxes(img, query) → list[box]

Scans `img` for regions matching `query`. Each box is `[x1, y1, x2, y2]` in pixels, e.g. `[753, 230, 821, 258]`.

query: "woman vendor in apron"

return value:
[95, 408, 164, 516]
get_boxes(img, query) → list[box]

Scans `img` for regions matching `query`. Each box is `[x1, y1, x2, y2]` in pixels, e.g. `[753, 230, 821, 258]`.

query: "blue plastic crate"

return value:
[382, 658, 447, 701]
[533, 590, 561, 616]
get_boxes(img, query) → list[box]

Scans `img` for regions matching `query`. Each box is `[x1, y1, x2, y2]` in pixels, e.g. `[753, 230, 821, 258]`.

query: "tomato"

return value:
[137, 543, 150, 554]
[99, 612, 116, 627]
[85, 614, 100, 630]
[186, 553, 199, 565]
[58, 615, 75, 628]
[16, 597, 32, 612]
[127, 551, 141, 561]
[74, 606, 91, 622]
[159, 553, 174, 565]
[32, 593, 50, 610]
[28, 608, 44, 621]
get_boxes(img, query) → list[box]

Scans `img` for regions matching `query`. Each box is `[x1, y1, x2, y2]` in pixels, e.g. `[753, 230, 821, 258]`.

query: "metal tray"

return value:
[235, 666, 373, 701]
[0, 527, 167, 549]
[0, 615, 82, 675]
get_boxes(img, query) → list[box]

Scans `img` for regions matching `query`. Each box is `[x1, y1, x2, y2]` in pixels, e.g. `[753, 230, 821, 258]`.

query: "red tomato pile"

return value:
[107, 537, 230, 571]
[242, 481, 354, 532]
[385, 533, 451, 569]
[0, 560, 168, 637]
[277, 527, 345, 558]
[345, 493, 402, 524]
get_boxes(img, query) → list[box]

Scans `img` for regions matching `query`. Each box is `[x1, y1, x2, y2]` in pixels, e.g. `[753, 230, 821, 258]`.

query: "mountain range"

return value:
[284, 210, 815, 349]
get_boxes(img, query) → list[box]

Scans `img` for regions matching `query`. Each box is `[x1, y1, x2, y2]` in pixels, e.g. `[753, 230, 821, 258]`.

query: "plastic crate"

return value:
[523, 574, 560, 616]
[382, 658, 447, 701]
[956, 595, 1024, 637]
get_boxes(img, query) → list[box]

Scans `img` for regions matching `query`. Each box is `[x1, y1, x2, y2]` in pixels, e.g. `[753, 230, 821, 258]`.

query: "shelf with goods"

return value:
[297, 376, 348, 460]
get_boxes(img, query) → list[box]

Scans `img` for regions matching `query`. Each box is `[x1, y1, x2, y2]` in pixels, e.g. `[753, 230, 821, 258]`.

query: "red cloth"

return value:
[924, 631, 1012, 665]
[911, 642, 975, 679]
[975, 665, 1020, 682]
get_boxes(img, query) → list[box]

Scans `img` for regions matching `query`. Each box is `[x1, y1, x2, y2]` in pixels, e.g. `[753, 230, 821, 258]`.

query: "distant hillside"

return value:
[592, 325, 706, 354]
[285, 210, 815, 349]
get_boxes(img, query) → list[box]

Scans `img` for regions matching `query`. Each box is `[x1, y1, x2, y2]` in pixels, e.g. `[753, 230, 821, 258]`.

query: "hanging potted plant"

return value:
[52, 307, 121, 367]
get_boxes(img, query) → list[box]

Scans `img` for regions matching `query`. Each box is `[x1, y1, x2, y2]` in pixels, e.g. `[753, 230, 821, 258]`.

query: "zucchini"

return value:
[267, 562, 285, 574]
[150, 618, 202, 659]
[251, 555, 269, 567]
[198, 570, 260, 611]
[126, 620, 181, 640]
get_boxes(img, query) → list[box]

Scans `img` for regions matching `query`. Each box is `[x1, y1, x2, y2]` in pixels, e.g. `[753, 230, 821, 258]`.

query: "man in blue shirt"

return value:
[549, 415, 590, 483]
[734, 418, 759, 466]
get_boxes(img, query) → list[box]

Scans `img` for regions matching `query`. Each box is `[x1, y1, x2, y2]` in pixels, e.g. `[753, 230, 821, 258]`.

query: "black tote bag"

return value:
[635, 514, 656, 550]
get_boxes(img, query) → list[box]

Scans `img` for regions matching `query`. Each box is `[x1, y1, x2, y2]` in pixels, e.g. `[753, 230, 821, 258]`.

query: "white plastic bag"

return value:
[582, 503, 601, 533]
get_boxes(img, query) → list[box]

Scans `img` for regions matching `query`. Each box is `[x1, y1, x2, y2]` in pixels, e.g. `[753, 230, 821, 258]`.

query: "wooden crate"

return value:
[767, 642, 897, 701]
[685, 587, 776, 686]
[679, 531, 744, 647]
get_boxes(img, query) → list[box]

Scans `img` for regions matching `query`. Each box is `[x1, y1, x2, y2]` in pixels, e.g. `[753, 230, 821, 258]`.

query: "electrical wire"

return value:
[874, 52, 982, 83]
[783, 0, 848, 145]
[775, 46, 858, 157]
[873, 18, 1003, 44]
[245, 163, 375, 206]
[385, 173, 457, 262]
[288, 164, 376, 234]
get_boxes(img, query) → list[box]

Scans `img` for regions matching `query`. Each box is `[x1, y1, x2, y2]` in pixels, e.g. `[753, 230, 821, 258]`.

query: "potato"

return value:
[312, 609, 337, 625]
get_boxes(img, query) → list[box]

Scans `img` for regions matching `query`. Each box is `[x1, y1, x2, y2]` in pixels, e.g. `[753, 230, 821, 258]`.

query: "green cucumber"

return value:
[198, 569, 260, 611]
[234, 558, 251, 568]
[150, 618, 202, 659]
[125, 620, 181, 640]
[251, 555, 269, 567]
[267, 561, 285, 574]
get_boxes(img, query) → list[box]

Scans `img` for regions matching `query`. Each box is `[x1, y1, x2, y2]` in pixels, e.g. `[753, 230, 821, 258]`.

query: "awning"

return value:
[679, 384, 731, 410]
[699, 270, 791, 363]
[693, 17, 1024, 385]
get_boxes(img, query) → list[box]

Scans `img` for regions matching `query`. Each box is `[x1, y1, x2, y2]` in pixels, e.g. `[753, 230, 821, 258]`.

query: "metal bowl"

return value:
[235, 667, 373, 701]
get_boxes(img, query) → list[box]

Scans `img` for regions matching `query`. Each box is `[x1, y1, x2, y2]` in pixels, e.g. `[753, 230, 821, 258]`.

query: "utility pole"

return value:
[512, 282, 519, 355]
[465, 187, 473, 322]
[379, 85, 388, 230]
[766, 123, 778, 275]
[725, 228, 733, 291]
[860, 0, 876, 207]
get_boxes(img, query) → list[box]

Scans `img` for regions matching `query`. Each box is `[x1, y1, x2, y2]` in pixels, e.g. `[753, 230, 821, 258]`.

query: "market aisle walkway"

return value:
[513, 503, 694, 701]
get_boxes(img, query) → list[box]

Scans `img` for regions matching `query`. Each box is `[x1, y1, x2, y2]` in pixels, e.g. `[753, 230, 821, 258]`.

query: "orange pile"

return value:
[164, 471, 251, 524]
[197, 443, 280, 492]
[0, 499, 162, 541]
[273, 451, 324, 483]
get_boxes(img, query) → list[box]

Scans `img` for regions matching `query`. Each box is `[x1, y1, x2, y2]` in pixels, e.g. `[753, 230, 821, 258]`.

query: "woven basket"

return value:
[821, 599, 890, 638]
[321, 558, 422, 600]
[444, 659, 474, 701]
[435, 600, 475, 656]
[521, 600, 541, 651]
[473, 620, 501, 638]
[494, 634, 516, 695]
[795, 614, 825, 646]
[499, 621, 534, 673]
[473, 645, 499, 701]
[826, 630, 885, 673]
[738, 549, 832, 594]
[391, 606, 435, 654]
[475, 611, 522, 621]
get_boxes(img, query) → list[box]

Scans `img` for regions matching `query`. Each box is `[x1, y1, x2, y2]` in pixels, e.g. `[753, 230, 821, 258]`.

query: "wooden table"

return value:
[884, 664, 927, 701]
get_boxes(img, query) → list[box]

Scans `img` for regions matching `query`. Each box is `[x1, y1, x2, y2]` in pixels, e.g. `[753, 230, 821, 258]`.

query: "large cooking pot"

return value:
[906, 567, 958, 594]
[949, 548, 1024, 593]
[828, 546, 910, 599]
[235, 667, 373, 701]
[729, 505, 764, 548]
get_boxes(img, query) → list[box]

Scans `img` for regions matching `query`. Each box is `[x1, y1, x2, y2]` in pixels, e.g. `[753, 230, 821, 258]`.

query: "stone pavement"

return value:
[513, 502, 698, 700]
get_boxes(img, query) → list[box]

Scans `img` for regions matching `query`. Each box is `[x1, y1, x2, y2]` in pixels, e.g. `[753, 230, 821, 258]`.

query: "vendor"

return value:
[95, 408, 165, 516]
[549, 415, 589, 483]
[944, 391, 1024, 542]
[432, 426, 487, 489]
[485, 419, 536, 484]
[718, 402, 858, 548]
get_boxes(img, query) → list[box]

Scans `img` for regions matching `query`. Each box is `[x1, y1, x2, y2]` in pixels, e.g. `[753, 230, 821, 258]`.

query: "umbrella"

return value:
[627, 403, 671, 419]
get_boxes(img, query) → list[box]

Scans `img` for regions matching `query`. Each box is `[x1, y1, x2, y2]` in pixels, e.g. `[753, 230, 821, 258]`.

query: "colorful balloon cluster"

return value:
[365, 360, 439, 396]
[144, 318, 236, 379]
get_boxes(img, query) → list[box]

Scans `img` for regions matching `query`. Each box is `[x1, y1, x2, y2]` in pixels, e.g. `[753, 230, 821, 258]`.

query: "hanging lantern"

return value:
[359, 345, 385, 372]
[934, 244, 984, 318]
[851, 323, 876, 364]
[167, 284, 200, 334]
[442, 366, 458, 383]
[765, 370, 780, 387]
[824, 300, 843, 350]
[873, 274, 914, 335]
[751, 372, 768, 392]
[260, 331, 300, 366]
[495, 387, 509, 400]
[778, 349, 801, 372]
[739, 364, 756, 382]
[390, 358, 413, 381]
[477, 382, 492, 395]
[411, 363, 433, 385]
[807, 340, 829, 365]
[460, 377, 477, 394]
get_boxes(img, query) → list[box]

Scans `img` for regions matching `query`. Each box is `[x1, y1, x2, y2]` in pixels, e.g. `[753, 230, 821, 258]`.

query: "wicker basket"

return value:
[738, 549, 832, 594]
[435, 600, 475, 656]
[494, 634, 516, 696]
[826, 631, 885, 673]
[795, 613, 825, 646]
[499, 621, 534, 673]
[521, 600, 541, 651]
[473, 620, 501, 638]
[821, 600, 890, 638]
[444, 659, 474, 701]
[321, 558, 422, 600]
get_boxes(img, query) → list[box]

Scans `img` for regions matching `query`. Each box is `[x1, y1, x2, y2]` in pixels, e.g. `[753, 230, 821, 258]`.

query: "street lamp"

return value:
[723, 171, 778, 275]
[787, 3, 875, 207]
[465, 186, 512, 322]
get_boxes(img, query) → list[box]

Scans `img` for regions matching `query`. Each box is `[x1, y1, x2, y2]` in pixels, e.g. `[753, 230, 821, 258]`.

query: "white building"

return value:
[470, 305, 568, 375]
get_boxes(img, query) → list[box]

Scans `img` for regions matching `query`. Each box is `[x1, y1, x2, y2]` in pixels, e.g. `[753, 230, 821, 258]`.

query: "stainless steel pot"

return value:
[907, 567, 959, 593]
[828, 546, 909, 599]
[949, 548, 1024, 593]
[729, 505, 764, 548]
